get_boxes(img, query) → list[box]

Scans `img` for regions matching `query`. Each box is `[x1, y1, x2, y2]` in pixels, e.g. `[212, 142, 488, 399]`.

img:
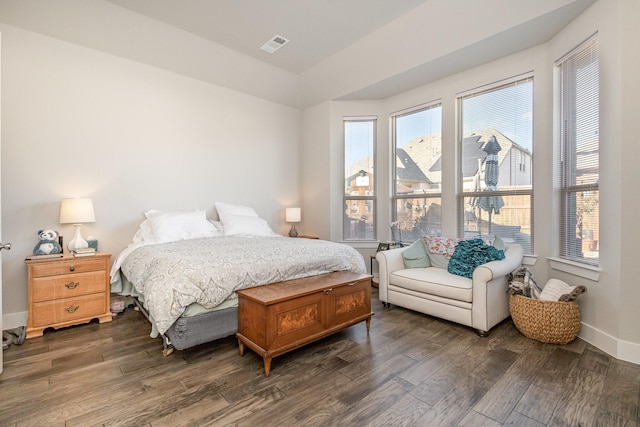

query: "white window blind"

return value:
[458, 75, 534, 253]
[558, 34, 599, 265]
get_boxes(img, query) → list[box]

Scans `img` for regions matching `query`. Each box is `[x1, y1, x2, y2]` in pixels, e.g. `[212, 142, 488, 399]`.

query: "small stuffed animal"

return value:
[33, 229, 62, 255]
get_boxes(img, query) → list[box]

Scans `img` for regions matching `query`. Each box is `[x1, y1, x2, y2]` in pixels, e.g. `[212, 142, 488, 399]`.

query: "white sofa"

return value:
[375, 243, 524, 335]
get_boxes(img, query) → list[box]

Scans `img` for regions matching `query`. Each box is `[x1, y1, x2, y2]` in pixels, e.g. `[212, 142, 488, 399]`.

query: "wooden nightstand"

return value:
[24, 252, 112, 339]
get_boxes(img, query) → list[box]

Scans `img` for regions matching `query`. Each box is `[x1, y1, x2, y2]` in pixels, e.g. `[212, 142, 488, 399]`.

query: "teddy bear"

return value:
[33, 229, 62, 255]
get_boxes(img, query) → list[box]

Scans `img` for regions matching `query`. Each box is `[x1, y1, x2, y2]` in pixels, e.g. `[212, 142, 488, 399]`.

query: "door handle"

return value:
[0, 242, 11, 251]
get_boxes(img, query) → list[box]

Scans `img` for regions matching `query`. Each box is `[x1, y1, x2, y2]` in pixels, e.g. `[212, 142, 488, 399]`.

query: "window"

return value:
[344, 117, 376, 241]
[558, 35, 599, 265]
[458, 75, 534, 254]
[391, 103, 442, 242]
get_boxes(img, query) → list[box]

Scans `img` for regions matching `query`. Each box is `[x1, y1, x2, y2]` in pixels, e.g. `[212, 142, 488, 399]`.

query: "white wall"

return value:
[300, 102, 331, 240]
[546, 0, 625, 358]
[1, 26, 301, 325]
[302, 0, 640, 363]
[615, 0, 640, 359]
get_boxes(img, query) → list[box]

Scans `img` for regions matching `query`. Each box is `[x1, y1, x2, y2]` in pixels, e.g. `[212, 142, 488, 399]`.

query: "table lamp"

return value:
[60, 198, 96, 251]
[285, 207, 301, 237]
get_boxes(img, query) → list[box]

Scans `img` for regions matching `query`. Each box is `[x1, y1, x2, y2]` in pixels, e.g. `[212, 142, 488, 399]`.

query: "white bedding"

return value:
[111, 236, 366, 336]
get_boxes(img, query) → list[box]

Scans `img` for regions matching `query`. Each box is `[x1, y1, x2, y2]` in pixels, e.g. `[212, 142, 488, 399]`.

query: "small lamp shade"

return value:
[60, 198, 96, 224]
[285, 207, 301, 237]
[60, 198, 95, 251]
[285, 208, 301, 223]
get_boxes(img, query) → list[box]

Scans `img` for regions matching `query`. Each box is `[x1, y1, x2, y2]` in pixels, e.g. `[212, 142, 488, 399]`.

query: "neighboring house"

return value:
[425, 129, 532, 192]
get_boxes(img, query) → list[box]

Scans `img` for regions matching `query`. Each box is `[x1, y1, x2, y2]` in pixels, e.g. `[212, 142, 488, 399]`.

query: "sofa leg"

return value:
[476, 329, 489, 337]
[382, 302, 390, 308]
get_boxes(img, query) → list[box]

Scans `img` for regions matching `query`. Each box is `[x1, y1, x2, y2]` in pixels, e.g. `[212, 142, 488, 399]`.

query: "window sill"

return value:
[548, 257, 601, 281]
[341, 240, 380, 250]
[522, 254, 538, 266]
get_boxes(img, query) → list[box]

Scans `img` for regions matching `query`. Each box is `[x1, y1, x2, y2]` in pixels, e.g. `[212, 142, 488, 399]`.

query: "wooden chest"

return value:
[25, 253, 112, 339]
[236, 271, 373, 377]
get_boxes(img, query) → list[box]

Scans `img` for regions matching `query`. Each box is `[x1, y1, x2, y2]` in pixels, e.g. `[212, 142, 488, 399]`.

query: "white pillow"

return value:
[144, 210, 162, 219]
[209, 220, 224, 231]
[145, 210, 221, 243]
[222, 214, 279, 237]
[131, 219, 155, 243]
[214, 202, 258, 224]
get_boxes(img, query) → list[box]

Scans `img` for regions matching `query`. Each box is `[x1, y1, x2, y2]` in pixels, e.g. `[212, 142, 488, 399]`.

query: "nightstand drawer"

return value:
[31, 293, 108, 327]
[30, 257, 106, 278]
[32, 271, 106, 302]
[25, 252, 112, 339]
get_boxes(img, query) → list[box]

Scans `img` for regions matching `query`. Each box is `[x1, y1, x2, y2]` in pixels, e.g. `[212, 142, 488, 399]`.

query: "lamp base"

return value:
[67, 224, 89, 251]
[288, 224, 298, 238]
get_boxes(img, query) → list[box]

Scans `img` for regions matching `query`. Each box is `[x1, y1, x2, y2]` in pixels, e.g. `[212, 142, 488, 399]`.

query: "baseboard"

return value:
[2, 311, 28, 330]
[619, 338, 640, 364]
[579, 321, 640, 365]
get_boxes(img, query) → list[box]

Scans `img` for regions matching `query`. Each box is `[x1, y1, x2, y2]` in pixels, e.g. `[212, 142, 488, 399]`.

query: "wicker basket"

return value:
[509, 294, 581, 344]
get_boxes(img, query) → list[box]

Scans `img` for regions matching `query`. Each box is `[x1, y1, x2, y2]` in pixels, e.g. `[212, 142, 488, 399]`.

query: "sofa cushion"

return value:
[401, 240, 431, 268]
[389, 267, 473, 302]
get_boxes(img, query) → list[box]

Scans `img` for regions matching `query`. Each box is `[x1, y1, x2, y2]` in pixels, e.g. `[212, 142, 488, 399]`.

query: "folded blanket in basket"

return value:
[539, 278, 586, 302]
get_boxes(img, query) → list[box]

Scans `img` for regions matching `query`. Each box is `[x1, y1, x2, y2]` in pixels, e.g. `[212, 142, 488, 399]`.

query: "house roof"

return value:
[396, 148, 430, 184]
[430, 135, 485, 177]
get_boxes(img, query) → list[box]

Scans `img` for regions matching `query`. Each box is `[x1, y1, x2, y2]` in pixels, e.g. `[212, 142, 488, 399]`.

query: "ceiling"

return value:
[104, 0, 432, 74]
[0, 0, 598, 107]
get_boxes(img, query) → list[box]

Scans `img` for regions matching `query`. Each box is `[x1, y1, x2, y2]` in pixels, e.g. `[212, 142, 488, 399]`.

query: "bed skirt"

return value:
[165, 305, 238, 351]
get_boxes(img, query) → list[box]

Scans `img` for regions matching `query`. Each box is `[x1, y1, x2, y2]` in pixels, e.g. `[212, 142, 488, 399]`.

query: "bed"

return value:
[110, 204, 366, 355]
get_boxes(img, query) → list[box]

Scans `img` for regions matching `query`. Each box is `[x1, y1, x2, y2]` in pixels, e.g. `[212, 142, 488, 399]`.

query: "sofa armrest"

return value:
[375, 247, 406, 302]
[472, 243, 524, 331]
[473, 243, 524, 283]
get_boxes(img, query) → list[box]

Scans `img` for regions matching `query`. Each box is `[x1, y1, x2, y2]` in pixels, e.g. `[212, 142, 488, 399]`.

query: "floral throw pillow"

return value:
[423, 237, 463, 269]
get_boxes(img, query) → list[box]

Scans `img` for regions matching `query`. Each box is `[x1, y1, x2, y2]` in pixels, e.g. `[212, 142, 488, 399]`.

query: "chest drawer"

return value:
[30, 257, 106, 278]
[32, 271, 106, 302]
[31, 293, 108, 327]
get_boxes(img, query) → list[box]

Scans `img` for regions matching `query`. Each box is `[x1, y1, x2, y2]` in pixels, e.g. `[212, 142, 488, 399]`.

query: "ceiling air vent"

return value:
[260, 35, 290, 54]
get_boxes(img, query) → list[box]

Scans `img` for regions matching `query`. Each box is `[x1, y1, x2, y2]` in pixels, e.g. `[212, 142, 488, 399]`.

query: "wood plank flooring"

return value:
[1, 288, 639, 426]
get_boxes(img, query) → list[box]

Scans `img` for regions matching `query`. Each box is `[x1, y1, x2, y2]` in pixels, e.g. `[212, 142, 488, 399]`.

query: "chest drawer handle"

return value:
[324, 288, 333, 295]
[65, 282, 79, 289]
[65, 305, 79, 314]
[69, 265, 75, 272]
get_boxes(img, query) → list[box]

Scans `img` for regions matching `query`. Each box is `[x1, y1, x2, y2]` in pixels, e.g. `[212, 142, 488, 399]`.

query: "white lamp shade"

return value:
[60, 198, 96, 224]
[285, 207, 301, 223]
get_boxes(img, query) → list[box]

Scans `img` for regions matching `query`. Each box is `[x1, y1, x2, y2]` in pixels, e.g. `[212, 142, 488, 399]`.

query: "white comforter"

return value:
[114, 236, 366, 335]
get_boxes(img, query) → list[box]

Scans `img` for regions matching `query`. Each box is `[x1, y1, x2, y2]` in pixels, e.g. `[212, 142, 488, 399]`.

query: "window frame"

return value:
[343, 116, 377, 242]
[391, 101, 443, 243]
[456, 74, 535, 254]
[557, 34, 600, 266]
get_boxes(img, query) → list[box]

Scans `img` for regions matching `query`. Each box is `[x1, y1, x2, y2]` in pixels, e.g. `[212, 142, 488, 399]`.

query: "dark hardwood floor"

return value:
[1, 289, 639, 426]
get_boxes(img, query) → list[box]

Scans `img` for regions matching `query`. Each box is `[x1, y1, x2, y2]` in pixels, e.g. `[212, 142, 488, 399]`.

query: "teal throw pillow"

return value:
[447, 238, 505, 278]
[402, 240, 431, 268]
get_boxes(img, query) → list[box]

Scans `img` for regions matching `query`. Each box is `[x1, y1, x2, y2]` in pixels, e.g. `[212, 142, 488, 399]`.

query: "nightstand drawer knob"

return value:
[324, 288, 333, 295]
[65, 282, 79, 289]
[65, 305, 79, 313]
[69, 265, 75, 272]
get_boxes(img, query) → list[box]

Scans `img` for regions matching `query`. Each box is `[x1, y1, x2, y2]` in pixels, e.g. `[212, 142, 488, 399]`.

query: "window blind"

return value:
[558, 34, 599, 264]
